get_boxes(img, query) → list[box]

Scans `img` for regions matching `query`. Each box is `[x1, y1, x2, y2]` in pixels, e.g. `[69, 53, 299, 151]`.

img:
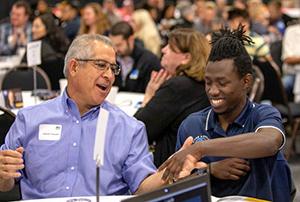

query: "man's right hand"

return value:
[0, 147, 24, 180]
[210, 158, 250, 180]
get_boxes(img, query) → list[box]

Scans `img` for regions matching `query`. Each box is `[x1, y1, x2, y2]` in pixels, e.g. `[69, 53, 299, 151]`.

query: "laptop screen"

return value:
[122, 170, 211, 202]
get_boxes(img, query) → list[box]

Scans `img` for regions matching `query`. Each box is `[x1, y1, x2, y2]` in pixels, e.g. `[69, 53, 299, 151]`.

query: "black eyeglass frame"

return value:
[75, 58, 121, 76]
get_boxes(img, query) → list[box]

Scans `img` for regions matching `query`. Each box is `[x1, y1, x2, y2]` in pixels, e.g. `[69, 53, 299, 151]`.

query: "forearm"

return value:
[196, 131, 282, 159]
[0, 178, 15, 192]
[135, 170, 167, 194]
[284, 56, 300, 65]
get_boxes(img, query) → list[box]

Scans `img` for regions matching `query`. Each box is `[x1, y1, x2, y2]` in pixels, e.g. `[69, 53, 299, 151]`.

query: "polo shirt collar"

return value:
[205, 99, 254, 131]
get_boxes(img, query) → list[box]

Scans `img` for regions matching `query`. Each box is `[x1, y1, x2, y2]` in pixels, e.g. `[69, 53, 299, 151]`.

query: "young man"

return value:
[0, 34, 204, 199]
[159, 26, 293, 201]
[109, 21, 161, 93]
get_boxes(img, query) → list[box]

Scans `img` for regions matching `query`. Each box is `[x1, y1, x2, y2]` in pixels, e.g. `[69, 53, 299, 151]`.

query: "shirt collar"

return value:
[205, 99, 254, 131]
[61, 89, 102, 118]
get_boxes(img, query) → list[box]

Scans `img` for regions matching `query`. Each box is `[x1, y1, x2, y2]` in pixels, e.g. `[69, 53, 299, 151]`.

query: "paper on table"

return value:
[27, 41, 41, 67]
[93, 107, 109, 167]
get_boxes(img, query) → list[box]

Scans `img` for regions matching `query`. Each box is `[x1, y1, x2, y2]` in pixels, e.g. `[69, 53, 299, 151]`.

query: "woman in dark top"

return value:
[134, 28, 211, 167]
[32, 13, 69, 90]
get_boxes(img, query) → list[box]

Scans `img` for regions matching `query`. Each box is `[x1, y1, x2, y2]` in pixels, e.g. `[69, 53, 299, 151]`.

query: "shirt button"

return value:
[66, 186, 70, 190]
[76, 120, 79, 124]
[70, 166, 75, 170]
[73, 142, 77, 147]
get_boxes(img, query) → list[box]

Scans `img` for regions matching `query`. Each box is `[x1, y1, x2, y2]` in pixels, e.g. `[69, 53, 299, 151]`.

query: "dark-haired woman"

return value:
[32, 13, 69, 90]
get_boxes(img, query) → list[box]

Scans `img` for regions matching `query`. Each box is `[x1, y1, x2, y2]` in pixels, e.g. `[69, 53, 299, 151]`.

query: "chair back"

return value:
[0, 106, 21, 200]
[253, 59, 293, 122]
[0, 65, 51, 91]
[0, 106, 15, 144]
[249, 65, 265, 103]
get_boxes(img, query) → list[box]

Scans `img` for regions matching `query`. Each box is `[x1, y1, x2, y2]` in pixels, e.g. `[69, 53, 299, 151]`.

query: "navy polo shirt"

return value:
[176, 100, 292, 201]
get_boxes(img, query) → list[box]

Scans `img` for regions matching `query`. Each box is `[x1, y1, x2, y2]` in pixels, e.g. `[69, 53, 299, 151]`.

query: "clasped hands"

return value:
[159, 137, 250, 182]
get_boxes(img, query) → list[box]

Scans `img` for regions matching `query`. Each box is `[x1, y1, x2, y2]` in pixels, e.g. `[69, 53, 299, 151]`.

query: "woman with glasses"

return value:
[134, 28, 211, 167]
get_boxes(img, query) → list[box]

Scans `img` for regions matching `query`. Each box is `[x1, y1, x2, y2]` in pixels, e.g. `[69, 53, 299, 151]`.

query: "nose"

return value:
[101, 65, 115, 79]
[207, 84, 220, 97]
[161, 45, 168, 54]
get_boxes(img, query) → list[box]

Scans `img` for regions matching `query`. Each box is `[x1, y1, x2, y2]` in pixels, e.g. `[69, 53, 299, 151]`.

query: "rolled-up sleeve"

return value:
[122, 123, 156, 193]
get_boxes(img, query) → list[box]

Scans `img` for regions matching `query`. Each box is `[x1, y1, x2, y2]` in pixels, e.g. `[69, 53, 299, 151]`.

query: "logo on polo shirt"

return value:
[193, 135, 209, 144]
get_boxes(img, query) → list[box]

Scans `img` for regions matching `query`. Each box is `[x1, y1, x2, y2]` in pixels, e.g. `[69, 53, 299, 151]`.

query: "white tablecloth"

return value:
[14, 196, 132, 202]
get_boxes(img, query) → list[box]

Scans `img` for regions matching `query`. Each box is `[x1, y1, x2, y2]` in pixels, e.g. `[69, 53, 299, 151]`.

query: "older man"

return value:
[0, 0, 32, 55]
[0, 34, 203, 199]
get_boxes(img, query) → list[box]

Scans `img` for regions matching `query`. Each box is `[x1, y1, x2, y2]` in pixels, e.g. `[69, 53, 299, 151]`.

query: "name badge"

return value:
[129, 69, 139, 80]
[38, 124, 62, 141]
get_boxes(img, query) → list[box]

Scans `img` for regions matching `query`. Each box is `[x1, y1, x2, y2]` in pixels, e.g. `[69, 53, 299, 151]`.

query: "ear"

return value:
[243, 73, 253, 91]
[68, 59, 79, 77]
[181, 53, 192, 65]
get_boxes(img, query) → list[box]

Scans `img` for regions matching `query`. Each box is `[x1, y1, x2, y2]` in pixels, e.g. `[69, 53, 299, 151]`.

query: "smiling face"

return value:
[32, 17, 47, 40]
[67, 41, 116, 114]
[160, 44, 189, 76]
[204, 59, 250, 121]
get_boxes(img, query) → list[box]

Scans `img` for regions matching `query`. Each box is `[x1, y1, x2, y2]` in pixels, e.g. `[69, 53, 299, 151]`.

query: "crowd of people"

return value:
[0, 0, 299, 201]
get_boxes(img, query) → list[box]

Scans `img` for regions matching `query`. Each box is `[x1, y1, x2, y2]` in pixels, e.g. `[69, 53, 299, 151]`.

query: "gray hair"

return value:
[63, 34, 114, 78]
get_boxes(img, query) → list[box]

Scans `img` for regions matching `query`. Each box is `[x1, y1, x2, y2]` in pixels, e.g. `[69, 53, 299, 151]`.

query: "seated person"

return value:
[0, 34, 205, 199]
[32, 13, 70, 90]
[134, 28, 210, 167]
[0, 1, 32, 56]
[109, 21, 161, 93]
[159, 25, 293, 201]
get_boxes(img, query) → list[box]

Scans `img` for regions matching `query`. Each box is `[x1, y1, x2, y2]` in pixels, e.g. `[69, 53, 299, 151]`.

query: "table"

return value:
[14, 195, 267, 202]
[14, 196, 132, 202]
[114, 92, 144, 116]
[3, 91, 144, 117]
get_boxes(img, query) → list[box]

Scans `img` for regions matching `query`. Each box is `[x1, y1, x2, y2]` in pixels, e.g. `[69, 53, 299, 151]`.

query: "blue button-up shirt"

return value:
[1, 91, 156, 199]
[176, 100, 292, 201]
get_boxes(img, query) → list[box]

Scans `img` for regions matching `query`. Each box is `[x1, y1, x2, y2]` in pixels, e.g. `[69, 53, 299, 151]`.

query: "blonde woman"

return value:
[134, 28, 211, 167]
[132, 9, 162, 56]
[78, 2, 110, 35]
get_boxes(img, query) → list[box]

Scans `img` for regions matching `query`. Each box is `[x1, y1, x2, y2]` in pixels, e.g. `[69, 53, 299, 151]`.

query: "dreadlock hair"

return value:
[208, 24, 254, 78]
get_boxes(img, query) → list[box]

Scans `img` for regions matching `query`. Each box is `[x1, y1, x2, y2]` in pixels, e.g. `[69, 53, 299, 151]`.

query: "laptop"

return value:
[122, 169, 211, 202]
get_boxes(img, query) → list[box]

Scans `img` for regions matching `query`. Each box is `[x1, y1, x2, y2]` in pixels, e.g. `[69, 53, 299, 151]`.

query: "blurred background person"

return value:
[34, 0, 52, 16]
[134, 28, 211, 167]
[0, 0, 32, 56]
[118, 0, 135, 22]
[227, 8, 272, 62]
[282, 22, 300, 102]
[194, 1, 218, 35]
[109, 21, 161, 93]
[103, 0, 122, 26]
[59, 0, 81, 41]
[31, 13, 69, 90]
[132, 9, 162, 56]
[158, 1, 176, 40]
[78, 2, 110, 36]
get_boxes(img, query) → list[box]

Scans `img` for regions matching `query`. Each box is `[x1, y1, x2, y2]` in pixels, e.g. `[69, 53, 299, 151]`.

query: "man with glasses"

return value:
[109, 21, 161, 93]
[0, 34, 205, 199]
[0, 0, 32, 55]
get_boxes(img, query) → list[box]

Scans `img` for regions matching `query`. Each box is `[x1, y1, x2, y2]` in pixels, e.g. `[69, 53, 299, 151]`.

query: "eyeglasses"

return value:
[75, 58, 121, 76]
